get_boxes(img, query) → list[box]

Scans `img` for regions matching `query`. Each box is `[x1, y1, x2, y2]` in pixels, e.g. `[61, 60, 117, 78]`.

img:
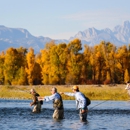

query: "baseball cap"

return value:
[72, 85, 79, 90]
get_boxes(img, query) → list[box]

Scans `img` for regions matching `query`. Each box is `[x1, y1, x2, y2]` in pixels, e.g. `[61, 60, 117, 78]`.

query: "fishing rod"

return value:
[88, 90, 128, 111]
[14, 87, 30, 93]
[10, 86, 36, 94]
[89, 99, 110, 111]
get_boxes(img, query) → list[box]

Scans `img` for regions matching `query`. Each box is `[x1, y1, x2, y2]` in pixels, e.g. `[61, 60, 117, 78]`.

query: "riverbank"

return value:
[0, 84, 129, 100]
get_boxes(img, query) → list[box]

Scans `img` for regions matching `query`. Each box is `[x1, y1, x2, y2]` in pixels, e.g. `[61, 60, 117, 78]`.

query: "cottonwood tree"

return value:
[49, 43, 68, 84]
[0, 52, 5, 84]
[40, 44, 52, 85]
[25, 48, 35, 85]
[66, 39, 83, 84]
[116, 45, 128, 83]
[93, 44, 105, 83]
[83, 45, 92, 83]
[4, 47, 26, 85]
[124, 69, 129, 83]
[101, 41, 117, 83]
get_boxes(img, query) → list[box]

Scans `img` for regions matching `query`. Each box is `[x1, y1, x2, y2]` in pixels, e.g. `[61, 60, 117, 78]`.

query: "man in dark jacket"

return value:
[30, 88, 42, 113]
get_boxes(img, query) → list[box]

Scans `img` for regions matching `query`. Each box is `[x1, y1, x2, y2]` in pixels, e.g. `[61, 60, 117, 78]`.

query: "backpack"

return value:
[40, 100, 43, 105]
[85, 96, 91, 106]
[81, 93, 91, 106]
[35, 93, 43, 105]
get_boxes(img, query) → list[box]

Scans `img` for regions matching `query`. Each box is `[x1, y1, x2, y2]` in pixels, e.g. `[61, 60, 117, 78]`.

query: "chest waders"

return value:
[52, 93, 64, 119]
[53, 93, 63, 110]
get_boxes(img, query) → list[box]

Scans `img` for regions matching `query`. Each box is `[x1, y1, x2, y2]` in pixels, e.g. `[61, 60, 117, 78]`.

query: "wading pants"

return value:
[53, 108, 64, 119]
[128, 90, 130, 96]
[32, 102, 41, 113]
[79, 109, 87, 121]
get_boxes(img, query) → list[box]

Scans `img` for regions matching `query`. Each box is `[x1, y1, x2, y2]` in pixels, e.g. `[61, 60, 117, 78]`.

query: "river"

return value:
[0, 99, 130, 130]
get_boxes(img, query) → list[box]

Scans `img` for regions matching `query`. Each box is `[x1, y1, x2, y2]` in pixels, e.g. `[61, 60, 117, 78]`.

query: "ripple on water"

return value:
[0, 100, 130, 130]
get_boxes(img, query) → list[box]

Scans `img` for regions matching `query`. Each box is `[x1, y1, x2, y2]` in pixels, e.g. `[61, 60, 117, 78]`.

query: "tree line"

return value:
[0, 38, 130, 85]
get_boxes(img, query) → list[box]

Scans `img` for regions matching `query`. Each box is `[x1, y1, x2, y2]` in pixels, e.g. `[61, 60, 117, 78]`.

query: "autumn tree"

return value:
[16, 47, 27, 85]
[124, 69, 129, 83]
[116, 45, 128, 83]
[66, 39, 83, 84]
[92, 43, 106, 83]
[49, 43, 68, 84]
[101, 41, 117, 83]
[128, 44, 130, 81]
[0, 52, 5, 84]
[89, 48, 96, 82]
[40, 41, 59, 85]
[4, 47, 27, 85]
[25, 48, 35, 85]
[35, 53, 42, 84]
[83, 45, 93, 83]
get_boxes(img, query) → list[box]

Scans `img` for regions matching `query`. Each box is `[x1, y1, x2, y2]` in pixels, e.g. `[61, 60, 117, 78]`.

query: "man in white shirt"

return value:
[60, 85, 88, 121]
[38, 87, 64, 119]
[125, 82, 130, 97]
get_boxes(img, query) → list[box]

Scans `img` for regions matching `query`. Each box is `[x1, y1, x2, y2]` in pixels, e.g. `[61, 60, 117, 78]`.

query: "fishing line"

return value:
[88, 90, 128, 111]
[89, 99, 110, 111]
[11, 86, 31, 93]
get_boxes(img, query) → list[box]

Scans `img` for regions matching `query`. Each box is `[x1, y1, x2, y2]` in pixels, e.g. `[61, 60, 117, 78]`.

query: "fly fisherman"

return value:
[30, 88, 42, 113]
[38, 87, 64, 119]
[125, 82, 130, 97]
[60, 85, 88, 121]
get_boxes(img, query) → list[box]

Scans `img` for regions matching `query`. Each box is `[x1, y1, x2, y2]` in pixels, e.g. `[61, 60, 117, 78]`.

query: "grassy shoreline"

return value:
[0, 84, 129, 100]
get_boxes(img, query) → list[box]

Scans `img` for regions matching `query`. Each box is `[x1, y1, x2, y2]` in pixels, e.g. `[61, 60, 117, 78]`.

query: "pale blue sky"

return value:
[0, 0, 130, 39]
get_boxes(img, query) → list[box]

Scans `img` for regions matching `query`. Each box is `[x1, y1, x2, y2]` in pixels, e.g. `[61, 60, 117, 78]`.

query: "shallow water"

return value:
[0, 99, 130, 130]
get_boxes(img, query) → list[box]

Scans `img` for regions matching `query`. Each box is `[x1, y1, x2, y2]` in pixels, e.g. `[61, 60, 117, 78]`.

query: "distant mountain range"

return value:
[0, 21, 130, 53]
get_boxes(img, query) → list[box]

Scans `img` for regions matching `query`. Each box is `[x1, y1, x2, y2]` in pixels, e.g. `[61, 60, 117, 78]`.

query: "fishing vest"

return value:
[53, 93, 63, 110]
[34, 93, 43, 105]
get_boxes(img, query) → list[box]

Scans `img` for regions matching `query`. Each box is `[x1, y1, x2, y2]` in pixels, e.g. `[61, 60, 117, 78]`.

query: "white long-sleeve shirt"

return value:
[125, 84, 130, 96]
[125, 84, 130, 90]
[43, 93, 61, 102]
[64, 92, 87, 109]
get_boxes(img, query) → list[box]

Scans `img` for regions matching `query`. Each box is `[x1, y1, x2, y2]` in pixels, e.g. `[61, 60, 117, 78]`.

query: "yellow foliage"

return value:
[124, 69, 129, 83]
[25, 48, 35, 85]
